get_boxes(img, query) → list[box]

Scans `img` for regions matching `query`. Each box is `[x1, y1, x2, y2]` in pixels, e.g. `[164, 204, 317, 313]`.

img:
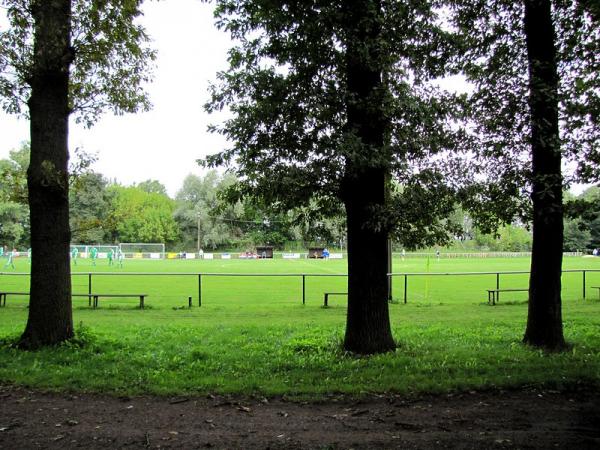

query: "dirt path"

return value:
[1, 384, 599, 449]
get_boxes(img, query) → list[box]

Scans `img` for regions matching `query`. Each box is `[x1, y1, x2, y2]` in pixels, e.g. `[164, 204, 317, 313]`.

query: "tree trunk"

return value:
[523, 0, 566, 351]
[18, 0, 74, 349]
[341, 0, 395, 354]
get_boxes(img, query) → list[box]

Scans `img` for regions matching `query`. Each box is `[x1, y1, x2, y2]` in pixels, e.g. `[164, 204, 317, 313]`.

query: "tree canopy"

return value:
[0, 0, 156, 126]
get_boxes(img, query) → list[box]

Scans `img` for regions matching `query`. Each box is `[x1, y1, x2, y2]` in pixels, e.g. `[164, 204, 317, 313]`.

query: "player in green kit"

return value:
[90, 247, 98, 266]
[71, 247, 79, 265]
[108, 248, 114, 266]
[4, 248, 15, 269]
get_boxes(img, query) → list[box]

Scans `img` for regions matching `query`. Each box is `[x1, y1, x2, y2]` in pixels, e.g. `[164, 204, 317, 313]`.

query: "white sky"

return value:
[0, 0, 232, 197]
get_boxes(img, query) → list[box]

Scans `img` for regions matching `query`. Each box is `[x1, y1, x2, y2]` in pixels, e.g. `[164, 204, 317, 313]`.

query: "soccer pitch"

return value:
[1, 255, 599, 309]
[1, 255, 599, 396]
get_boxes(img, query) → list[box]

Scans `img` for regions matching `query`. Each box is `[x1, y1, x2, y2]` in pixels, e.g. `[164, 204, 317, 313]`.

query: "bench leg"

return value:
[140, 296, 144, 309]
[324, 294, 328, 307]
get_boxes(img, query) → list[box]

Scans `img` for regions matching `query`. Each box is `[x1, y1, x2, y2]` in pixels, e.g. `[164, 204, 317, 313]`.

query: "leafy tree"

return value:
[0, 0, 155, 349]
[137, 179, 168, 196]
[205, 1, 465, 353]
[451, 0, 598, 351]
[108, 185, 179, 244]
[175, 172, 234, 251]
[0, 142, 30, 204]
[565, 186, 600, 250]
[0, 143, 30, 248]
[563, 218, 591, 251]
[0, 201, 28, 248]
[70, 172, 114, 243]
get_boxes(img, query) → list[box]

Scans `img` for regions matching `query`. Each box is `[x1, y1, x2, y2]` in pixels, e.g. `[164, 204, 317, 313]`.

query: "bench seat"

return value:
[486, 288, 528, 306]
[0, 292, 147, 309]
[323, 292, 347, 307]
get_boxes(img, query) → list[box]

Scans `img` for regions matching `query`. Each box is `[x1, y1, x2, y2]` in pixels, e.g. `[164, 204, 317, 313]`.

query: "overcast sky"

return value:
[0, 0, 232, 197]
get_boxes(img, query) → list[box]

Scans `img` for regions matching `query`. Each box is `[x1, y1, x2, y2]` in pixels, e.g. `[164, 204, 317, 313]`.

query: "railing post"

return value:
[583, 270, 586, 300]
[88, 273, 92, 307]
[302, 274, 306, 305]
[496, 272, 500, 303]
[404, 274, 408, 304]
[198, 274, 202, 307]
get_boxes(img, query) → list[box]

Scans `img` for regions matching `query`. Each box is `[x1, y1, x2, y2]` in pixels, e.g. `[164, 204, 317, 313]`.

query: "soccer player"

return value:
[4, 248, 16, 269]
[117, 249, 124, 268]
[27, 248, 32, 263]
[90, 246, 98, 266]
[108, 248, 114, 266]
[71, 247, 79, 265]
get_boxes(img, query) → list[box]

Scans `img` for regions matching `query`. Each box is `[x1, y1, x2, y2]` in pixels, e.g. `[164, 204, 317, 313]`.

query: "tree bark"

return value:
[523, 0, 566, 351]
[18, 0, 74, 349]
[341, 0, 396, 354]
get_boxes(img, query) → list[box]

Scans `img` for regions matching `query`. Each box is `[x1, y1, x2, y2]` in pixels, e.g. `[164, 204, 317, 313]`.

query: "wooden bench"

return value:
[0, 292, 147, 309]
[0, 292, 97, 307]
[487, 288, 528, 306]
[90, 294, 148, 309]
[323, 292, 347, 307]
[0, 291, 29, 307]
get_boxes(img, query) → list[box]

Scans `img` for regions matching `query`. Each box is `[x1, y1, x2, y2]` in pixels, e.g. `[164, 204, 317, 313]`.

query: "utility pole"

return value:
[197, 212, 201, 253]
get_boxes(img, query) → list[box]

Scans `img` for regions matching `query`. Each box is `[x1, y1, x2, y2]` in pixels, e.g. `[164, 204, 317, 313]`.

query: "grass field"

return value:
[0, 255, 599, 397]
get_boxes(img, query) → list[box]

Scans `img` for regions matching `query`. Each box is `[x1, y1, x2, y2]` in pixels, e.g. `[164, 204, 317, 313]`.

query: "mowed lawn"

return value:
[0, 255, 599, 397]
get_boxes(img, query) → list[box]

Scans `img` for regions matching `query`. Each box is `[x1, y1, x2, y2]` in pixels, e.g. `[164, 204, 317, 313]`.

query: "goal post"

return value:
[118, 243, 165, 259]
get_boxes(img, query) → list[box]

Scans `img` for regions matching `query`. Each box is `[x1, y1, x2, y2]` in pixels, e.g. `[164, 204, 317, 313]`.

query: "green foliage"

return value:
[205, 0, 470, 247]
[474, 224, 532, 252]
[69, 172, 114, 243]
[0, 143, 30, 247]
[136, 179, 167, 196]
[563, 218, 591, 251]
[450, 0, 599, 225]
[0, 200, 28, 247]
[107, 185, 179, 244]
[174, 171, 239, 250]
[0, 0, 155, 126]
[0, 142, 29, 204]
[565, 186, 600, 249]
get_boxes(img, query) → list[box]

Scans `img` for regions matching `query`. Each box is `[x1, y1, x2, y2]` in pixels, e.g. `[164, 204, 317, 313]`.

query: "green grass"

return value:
[0, 255, 599, 397]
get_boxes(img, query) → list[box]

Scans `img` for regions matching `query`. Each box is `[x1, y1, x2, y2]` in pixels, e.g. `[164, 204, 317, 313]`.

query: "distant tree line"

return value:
[2, 143, 598, 253]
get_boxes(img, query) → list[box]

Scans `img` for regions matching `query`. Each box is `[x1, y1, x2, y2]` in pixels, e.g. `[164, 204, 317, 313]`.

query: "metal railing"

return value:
[1, 269, 599, 306]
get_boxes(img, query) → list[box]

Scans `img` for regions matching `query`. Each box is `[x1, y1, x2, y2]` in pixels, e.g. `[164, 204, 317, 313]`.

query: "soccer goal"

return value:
[119, 243, 165, 259]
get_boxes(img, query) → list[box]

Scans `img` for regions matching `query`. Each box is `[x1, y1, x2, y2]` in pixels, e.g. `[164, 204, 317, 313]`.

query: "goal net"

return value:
[118, 243, 165, 259]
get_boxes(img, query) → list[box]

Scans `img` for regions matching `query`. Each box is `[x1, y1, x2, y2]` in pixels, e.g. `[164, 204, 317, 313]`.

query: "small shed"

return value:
[256, 246, 274, 258]
[308, 247, 325, 258]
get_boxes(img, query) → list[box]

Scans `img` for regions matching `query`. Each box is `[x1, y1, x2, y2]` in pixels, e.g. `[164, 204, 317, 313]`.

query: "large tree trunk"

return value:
[18, 0, 74, 349]
[341, 0, 395, 355]
[523, 0, 566, 351]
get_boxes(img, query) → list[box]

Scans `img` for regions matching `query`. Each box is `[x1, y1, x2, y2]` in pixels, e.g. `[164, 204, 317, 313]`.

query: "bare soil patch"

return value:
[1, 384, 599, 449]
